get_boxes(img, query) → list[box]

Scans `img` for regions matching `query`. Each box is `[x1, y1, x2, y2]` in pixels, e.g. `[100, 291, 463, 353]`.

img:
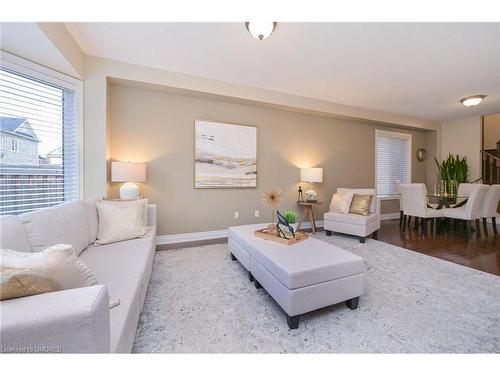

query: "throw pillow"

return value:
[0, 244, 120, 308]
[0, 267, 60, 300]
[330, 192, 354, 214]
[349, 194, 373, 216]
[105, 198, 149, 226]
[95, 200, 147, 245]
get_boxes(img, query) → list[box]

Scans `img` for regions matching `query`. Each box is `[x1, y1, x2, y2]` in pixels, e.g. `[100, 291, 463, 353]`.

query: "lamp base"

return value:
[119, 182, 140, 200]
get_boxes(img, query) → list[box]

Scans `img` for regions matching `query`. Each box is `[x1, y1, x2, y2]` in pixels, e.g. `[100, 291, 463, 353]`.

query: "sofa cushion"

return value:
[247, 237, 364, 289]
[79, 229, 156, 281]
[324, 211, 379, 225]
[19, 201, 90, 255]
[82, 198, 100, 245]
[0, 215, 31, 252]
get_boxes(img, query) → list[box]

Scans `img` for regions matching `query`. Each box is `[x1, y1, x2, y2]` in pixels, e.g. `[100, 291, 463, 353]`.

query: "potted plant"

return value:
[434, 154, 469, 195]
[283, 210, 299, 231]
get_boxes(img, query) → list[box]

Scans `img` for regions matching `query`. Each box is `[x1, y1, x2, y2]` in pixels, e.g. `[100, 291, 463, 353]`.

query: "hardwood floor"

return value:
[377, 219, 500, 276]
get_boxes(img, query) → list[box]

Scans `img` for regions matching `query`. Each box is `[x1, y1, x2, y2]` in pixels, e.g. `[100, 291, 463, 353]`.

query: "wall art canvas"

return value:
[194, 119, 257, 188]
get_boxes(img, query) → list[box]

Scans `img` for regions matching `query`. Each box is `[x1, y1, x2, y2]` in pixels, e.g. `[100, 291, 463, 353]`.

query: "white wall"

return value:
[440, 116, 482, 181]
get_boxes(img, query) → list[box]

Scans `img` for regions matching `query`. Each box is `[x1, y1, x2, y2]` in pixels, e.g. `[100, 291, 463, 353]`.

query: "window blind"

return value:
[0, 67, 79, 215]
[376, 131, 411, 196]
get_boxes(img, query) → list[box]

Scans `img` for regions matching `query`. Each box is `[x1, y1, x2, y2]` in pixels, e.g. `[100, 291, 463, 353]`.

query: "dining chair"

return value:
[454, 183, 476, 207]
[441, 184, 489, 239]
[396, 181, 405, 227]
[481, 184, 500, 236]
[400, 183, 443, 236]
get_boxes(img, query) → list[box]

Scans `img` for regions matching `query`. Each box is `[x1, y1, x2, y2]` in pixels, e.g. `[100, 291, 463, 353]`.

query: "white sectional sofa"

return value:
[0, 199, 157, 353]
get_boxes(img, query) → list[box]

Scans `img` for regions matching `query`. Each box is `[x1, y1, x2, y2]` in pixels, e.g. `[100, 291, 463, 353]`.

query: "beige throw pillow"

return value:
[330, 192, 354, 214]
[0, 267, 60, 300]
[349, 194, 373, 216]
[105, 198, 149, 226]
[0, 244, 120, 308]
[95, 200, 147, 245]
[1, 244, 96, 290]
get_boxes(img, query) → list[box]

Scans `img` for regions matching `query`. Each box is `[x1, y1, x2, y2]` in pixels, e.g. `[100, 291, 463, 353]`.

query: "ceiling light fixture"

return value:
[245, 22, 277, 40]
[459, 95, 487, 107]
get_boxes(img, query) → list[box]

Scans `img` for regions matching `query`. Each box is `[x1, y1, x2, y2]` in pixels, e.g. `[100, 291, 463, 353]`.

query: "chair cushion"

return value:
[0, 215, 32, 252]
[441, 207, 467, 220]
[247, 237, 364, 289]
[19, 201, 90, 255]
[324, 211, 379, 225]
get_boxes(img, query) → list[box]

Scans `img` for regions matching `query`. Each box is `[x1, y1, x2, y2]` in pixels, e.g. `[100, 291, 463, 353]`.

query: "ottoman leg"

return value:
[230, 253, 236, 261]
[286, 314, 300, 329]
[248, 271, 254, 282]
[359, 237, 366, 243]
[325, 230, 332, 236]
[346, 297, 359, 310]
[254, 279, 262, 289]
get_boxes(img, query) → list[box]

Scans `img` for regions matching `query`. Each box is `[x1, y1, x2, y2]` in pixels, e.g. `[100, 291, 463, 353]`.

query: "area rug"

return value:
[132, 233, 500, 353]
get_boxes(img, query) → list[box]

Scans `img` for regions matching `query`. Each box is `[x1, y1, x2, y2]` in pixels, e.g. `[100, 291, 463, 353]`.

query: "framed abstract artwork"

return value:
[194, 119, 257, 188]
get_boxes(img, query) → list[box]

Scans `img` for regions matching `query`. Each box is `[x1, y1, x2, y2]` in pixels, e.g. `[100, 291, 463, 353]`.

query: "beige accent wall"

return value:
[440, 116, 482, 181]
[108, 84, 433, 236]
[483, 113, 500, 150]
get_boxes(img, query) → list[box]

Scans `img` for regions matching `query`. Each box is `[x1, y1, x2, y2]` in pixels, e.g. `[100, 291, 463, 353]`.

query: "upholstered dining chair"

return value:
[396, 181, 405, 227]
[400, 183, 443, 236]
[481, 184, 500, 236]
[441, 184, 489, 239]
[454, 183, 476, 207]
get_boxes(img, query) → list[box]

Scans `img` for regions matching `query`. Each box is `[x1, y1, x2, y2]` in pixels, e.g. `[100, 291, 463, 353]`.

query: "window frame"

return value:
[1, 50, 84, 199]
[375, 129, 412, 198]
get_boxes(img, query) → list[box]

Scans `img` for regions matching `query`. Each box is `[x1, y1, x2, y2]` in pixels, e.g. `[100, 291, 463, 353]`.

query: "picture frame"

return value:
[194, 119, 257, 189]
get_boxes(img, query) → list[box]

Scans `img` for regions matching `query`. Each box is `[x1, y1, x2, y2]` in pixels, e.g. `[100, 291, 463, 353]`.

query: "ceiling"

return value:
[65, 22, 500, 122]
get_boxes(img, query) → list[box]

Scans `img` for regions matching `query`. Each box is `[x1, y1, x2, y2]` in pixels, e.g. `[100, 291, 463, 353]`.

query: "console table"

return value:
[296, 201, 323, 234]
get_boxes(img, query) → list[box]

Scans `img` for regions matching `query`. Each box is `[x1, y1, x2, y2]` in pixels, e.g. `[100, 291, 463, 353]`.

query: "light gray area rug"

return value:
[133, 233, 500, 353]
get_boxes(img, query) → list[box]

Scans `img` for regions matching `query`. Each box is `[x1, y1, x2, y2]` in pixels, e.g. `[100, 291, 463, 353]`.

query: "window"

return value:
[375, 130, 412, 196]
[0, 52, 82, 215]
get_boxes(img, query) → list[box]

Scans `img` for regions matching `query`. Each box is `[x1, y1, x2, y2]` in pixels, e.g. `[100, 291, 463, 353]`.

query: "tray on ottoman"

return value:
[254, 228, 308, 246]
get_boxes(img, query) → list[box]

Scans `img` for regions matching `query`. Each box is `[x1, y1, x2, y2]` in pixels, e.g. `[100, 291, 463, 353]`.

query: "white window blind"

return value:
[375, 130, 411, 196]
[0, 63, 80, 215]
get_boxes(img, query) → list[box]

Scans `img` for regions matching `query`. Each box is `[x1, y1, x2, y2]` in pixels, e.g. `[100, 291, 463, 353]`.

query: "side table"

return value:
[296, 201, 323, 234]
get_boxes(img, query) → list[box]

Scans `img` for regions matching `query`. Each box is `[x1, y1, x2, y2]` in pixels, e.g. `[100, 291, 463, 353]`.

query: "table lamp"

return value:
[299, 167, 323, 202]
[111, 161, 147, 200]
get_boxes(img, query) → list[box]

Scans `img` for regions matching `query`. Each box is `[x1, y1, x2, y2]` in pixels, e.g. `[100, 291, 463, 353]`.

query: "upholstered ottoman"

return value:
[228, 224, 365, 329]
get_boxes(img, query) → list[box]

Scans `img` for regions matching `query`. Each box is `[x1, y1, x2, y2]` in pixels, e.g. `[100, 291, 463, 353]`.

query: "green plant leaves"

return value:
[434, 154, 469, 193]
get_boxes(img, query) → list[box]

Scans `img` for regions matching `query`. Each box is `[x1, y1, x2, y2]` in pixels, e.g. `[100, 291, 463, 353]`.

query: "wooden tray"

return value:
[254, 228, 309, 246]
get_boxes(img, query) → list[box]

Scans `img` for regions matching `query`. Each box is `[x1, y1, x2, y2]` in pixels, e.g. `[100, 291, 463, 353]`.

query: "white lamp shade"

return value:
[300, 167, 323, 183]
[111, 161, 147, 182]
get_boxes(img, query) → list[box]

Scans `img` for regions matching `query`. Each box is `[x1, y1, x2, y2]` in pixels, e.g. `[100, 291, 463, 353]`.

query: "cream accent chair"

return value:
[324, 188, 380, 243]
[481, 184, 500, 236]
[400, 183, 443, 235]
[441, 184, 489, 239]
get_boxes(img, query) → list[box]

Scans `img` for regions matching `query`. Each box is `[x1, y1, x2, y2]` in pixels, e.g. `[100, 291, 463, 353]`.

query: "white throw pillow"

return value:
[1, 244, 119, 308]
[95, 200, 147, 245]
[105, 198, 149, 226]
[330, 192, 354, 214]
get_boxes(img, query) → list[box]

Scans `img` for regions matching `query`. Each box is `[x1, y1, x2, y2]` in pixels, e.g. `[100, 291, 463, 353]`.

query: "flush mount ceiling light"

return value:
[245, 22, 277, 40]
[459, 95, 487, 107]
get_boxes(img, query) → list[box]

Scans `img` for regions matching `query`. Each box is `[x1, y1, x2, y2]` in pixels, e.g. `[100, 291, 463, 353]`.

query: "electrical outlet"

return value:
[254, 210, 259, 217]
[234, 211, 239, 219]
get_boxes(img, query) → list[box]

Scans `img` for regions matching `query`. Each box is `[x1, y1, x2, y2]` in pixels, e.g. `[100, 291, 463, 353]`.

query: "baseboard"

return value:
[381, 213, 400, 220]
[156, 220, 323, 245]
